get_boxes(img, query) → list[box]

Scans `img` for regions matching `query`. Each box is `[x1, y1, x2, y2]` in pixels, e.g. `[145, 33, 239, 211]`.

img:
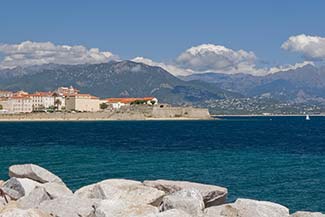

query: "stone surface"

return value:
[291, 212, 325, 217]
[204, 198, 289, 217]
[148, 209, 193, 217]
[144, 179, 227, 207]
[38, 196, 98, 217]
[9, 164, 63, 184]
[1, 178, 25, 200]
[160, 189, 204, 216]
[0, 207, 50, 217]
[75, 179, 165, 206]
[42, 182, 72, 199]
[1, 178, 42, 200]
[89, 199, 159, 217]
[17, 187, 50, 209]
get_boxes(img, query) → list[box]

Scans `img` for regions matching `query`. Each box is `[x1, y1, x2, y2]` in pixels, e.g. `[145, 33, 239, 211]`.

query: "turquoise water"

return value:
[0, 117, 324, 212]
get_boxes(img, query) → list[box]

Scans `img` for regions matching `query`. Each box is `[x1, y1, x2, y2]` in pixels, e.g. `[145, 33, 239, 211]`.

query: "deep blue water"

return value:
[0, 117, 324, 212]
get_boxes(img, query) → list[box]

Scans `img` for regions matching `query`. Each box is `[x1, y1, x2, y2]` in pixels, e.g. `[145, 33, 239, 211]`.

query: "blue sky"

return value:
[1, 0, 325, 75]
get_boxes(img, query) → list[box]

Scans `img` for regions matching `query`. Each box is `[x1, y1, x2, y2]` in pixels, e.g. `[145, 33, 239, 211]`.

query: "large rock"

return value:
[148, 209, 193, 217]
[1, 178, 25, 200]
[37, 196, 98, 217]
[0, 207, 50, 217]
[17, 187, 50, 209]
[1, 178, 41, 200]
[291, 212, 325, 217]
[89, 199, 159, 217]
[144, 179, 227, 207]
[160, 189, 204, 216]
[204, 198, 289, 217]
[75, 179, 165, 206]
[42, 182, 72, 199]
[9, 164, 63, 184]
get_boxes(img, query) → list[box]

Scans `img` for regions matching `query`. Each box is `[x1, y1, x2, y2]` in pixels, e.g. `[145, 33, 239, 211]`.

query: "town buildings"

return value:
[0, 86, 158, 114]
[1, 96, 33, 113]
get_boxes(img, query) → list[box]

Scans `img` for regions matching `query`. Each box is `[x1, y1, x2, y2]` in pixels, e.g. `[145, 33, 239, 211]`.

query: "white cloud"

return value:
[132, 43, 314, 77]
[175, 44, 258, 74]
[268, 61, 314, 74]
[282, 34, 325, 60]
[0, 41, 119, 69]
[132, 56, 194, 76]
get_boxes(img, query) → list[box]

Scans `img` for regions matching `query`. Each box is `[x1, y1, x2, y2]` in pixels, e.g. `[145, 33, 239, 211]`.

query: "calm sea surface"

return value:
[0, 117, 324, 212]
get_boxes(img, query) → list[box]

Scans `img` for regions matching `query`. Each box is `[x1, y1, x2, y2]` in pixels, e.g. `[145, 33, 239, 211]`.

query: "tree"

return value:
[54, 99, 62, 110]
[100, 103, 108, 110]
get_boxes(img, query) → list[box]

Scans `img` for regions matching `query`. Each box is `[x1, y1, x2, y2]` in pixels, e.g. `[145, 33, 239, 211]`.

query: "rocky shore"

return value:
[0, 164, 323, 217]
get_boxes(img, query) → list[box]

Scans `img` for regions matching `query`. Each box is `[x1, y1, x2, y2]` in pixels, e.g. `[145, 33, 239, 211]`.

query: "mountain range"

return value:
[1, 61, 325, 107]
[181, 65, 325, 103]
[0, 61, 238, 105]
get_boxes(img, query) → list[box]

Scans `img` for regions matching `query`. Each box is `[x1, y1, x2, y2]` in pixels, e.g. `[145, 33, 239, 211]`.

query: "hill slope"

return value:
[0, 61, 238, 105]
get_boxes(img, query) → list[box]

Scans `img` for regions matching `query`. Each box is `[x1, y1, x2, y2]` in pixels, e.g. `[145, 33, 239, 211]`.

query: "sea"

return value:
[0, 116, 324, 212]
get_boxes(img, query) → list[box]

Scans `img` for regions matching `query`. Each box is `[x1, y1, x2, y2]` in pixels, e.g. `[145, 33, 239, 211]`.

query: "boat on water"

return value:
[306, 115, 310, 120]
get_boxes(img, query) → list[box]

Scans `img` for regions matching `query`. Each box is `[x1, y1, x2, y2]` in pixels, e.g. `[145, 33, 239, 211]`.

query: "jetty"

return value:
[0, 164, 322, 216]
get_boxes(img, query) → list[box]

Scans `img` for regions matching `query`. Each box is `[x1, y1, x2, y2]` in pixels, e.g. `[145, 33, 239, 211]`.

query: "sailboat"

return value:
[306, 115, 310, 121]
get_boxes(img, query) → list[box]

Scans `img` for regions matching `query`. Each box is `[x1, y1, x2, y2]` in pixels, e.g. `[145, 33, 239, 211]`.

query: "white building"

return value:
[1, 96, 33, 113]
[65, 94, 100, 112]
[0, 90, 13, 98]
[29, 92, 55, 111]
[104, 97, 158, 109]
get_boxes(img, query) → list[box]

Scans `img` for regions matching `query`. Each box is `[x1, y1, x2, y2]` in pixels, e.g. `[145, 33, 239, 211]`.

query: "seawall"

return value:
[0, 105, 212, 121]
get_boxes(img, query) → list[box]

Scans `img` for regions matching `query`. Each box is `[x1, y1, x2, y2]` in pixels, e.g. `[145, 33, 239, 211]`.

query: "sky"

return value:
[1, 0, 325, 76]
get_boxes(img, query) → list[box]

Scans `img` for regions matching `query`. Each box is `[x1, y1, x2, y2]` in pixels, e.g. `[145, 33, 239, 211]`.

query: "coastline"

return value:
[0, 163, 322, 216]
[213, 114, 325, 117]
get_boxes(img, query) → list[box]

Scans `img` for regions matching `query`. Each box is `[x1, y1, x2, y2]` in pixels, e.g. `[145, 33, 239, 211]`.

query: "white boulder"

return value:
[204, 198, 290, 217]
[42, 182, 72, 199]
[1, 178, 25, 200]
[144, 179, 227, 207]
[75, 179, 165, 206]
[160, 189, 204, 216]
[0, 207, 50, 217]
[9, 164, 63, 184]
[148, 209, 193, 217]
[37, 196, 98, 217]
[89, 199, 159, 217]
[17, 187, 50, 209]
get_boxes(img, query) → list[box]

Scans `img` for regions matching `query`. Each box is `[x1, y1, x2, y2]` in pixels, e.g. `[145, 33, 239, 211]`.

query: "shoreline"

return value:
[0, 117, 214, 122]
[213, 114, 325, 117]
[0, 163, 322, 216]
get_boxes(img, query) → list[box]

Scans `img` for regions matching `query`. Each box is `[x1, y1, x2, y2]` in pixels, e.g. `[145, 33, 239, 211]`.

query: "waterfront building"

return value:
[1, 96, 33, 113]
[105, 97, 158, 109]
[65, 94, 100, 112]
[29, 92, 55, 111]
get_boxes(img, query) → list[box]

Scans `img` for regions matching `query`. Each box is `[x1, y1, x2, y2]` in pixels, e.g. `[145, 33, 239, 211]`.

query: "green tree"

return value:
[100, 103, 108, 109]
[54, 99, 62, 110]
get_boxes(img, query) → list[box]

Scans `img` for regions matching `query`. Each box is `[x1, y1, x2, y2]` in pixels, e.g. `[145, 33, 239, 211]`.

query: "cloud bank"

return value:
[133, 43, 314, 76]
[282, 34, 325, 60]
[0, 37, 320, 76]
[0, 41, 118, 69]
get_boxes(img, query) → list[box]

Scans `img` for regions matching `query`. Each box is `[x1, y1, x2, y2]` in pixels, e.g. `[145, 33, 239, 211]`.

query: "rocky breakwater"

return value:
[0, 164, 323, 217]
